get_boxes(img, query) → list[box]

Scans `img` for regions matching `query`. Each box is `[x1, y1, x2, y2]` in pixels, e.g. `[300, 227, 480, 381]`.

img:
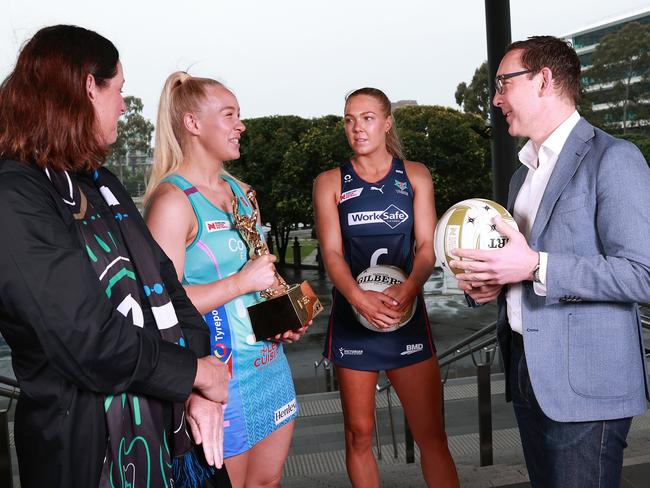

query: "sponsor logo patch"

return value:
[254, 342, 280, 368]
[274, 399, 298, 425]
[394, 179, 409, 196]
[206, 220, 231, 232]
[204, 306, 233, 375]
[339, 347, 364, 358]
[400, 343, 424, 356]
[228, 238, 247, 260]
[347, 204, 409, 229]
[357, 274, 402, 286]
[340, 187, 363, 203]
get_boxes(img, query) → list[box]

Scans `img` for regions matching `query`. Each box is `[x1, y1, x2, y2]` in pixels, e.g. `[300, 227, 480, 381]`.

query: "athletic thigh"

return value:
[386, 357, 445, 439]
[337, 367, 379, 433]
[224, 451, 249, 488]
[247, 420, 295, 483]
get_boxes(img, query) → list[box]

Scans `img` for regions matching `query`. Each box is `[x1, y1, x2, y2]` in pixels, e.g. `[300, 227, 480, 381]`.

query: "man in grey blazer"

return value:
[450, 36, 650, 487]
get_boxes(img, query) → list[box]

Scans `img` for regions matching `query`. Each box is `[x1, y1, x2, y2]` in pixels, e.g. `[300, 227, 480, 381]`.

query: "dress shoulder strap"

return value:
[161, 173, 196, 194]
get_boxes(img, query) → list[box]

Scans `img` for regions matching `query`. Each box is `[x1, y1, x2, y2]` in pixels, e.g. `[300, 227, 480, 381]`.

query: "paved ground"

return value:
[282, 375, 650, 487]
[276, 265, 650, 487]
[2, 265, 650, 487]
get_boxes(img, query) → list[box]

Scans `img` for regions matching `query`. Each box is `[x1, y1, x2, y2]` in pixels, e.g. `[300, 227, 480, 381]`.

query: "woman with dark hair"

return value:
[0, 25, 230, 488]
[313, 87, 458, 487]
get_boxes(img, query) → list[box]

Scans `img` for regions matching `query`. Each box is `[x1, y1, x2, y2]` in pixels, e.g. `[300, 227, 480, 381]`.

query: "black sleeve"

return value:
[0, 168, 196, 402]
[158, 245, 211, 357]
[100, 169, 210, 358]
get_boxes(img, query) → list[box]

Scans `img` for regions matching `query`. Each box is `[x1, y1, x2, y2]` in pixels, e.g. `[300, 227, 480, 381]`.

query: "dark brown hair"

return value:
[0, 25, 119, 171]
[506, 36, 581, 105]
[345, 87, 404, 159]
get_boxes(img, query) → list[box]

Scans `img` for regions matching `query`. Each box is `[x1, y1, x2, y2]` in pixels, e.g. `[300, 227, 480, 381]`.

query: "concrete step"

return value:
[286, 376, 650, 487]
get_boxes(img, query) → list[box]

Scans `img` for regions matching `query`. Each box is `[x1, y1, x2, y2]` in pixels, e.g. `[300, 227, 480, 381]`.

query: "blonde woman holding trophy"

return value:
[145, 72, 306, 488]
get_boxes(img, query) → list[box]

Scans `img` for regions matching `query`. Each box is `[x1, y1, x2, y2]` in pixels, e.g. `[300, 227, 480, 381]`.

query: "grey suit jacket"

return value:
[498, 118, 650, 422]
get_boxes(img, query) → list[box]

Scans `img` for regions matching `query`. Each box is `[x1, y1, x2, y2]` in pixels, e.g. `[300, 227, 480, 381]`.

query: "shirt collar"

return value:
[518, 110, 581, 170]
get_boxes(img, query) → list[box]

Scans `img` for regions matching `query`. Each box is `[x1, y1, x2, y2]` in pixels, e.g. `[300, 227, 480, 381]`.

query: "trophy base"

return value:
[248, 281, 323, 341]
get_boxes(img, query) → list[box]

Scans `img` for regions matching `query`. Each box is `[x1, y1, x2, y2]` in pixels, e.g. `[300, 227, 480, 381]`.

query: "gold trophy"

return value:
[232, 189, 323, 341]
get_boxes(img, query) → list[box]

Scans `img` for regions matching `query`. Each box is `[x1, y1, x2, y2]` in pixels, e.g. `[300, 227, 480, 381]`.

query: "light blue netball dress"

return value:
[162, 174, 298, 458]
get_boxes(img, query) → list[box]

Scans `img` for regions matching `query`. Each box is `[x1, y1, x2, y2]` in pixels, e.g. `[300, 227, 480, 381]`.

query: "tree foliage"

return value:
[109, 96, 154, 161]
[227, 116, 313, 264]
[585, 21, 650, 133]
[276, 115, 349, 230]
[106, 96, 154, 195]
[455, 61, 491, 122]
[394, 105, 492, 213]
[230, 107, 492, 263]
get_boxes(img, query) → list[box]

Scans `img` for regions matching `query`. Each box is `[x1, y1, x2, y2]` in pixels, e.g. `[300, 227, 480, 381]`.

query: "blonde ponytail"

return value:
[385, 117, 404, 160]
[144, 71, 224, 205]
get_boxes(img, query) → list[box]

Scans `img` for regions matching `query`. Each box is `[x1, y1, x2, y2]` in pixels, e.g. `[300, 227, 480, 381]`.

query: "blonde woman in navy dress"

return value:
[313, 87, 458, 487]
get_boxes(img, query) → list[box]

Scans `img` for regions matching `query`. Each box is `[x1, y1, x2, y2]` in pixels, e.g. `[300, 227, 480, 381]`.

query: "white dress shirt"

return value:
[506, 110, 581, 334]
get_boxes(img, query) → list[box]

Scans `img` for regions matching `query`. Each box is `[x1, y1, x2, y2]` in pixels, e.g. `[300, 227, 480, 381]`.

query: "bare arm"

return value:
[381, 161, 436, 313]
[404, 161, 436, 287]
[145, 183, 276, 315]
[313, 169, 401, 328]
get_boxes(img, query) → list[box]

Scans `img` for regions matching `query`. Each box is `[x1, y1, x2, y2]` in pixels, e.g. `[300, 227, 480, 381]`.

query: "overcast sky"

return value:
[1, 1, 649, 124]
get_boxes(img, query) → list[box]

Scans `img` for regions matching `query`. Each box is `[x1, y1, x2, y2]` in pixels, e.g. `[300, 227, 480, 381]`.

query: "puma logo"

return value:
[370, 185, 384, 194]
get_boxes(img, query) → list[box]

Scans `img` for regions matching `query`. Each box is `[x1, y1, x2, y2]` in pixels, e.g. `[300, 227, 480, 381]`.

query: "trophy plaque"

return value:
[232, 189, 323, 341]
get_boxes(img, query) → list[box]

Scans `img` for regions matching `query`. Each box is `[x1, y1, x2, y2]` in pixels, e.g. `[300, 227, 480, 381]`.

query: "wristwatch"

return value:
[532, 254, 541, 283]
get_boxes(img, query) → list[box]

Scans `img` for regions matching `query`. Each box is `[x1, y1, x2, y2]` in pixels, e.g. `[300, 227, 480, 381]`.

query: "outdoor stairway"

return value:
[284, 376, 650, 487]
[3, 376, 650, 487]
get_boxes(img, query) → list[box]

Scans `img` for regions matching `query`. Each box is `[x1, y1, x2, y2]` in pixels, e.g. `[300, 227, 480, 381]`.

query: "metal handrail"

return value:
[314, 357, 336, 392]
[0, 386, 18, 401]
[375, 381, 398, 460]
[304, 305, 650, 470]
[0, 376, 17, 388]
[439, 335, 499, 368]
[437, 321, 497, 362]
[436, 308, 650, 367]
[637, 303, 650, 355]
[0, 377, 15, 487]
[0, 376, 18, 400]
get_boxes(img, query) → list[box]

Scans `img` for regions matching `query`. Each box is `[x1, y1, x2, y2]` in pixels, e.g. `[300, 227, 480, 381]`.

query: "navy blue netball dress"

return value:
[323, 158, 435, 370]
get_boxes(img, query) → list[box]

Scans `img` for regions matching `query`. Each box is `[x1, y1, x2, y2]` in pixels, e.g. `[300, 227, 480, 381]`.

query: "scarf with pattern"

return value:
[46, 167, 198, 488]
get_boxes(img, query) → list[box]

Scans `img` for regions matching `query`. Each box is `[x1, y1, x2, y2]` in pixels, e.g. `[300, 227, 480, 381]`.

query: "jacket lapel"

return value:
[529, 118, 594, 242]
[508, 167, 527, 213]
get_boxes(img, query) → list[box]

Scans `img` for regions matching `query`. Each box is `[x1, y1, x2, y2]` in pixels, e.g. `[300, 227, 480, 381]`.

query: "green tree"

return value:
[585, 21, 650, 133]
[276, 115, 350, 230]
[394, 105, 492, 214]
[106, 96, 154, 194]
[455, 61, 491, 122]
[229, 115, 312, 264]
[233, 107, 493, 262]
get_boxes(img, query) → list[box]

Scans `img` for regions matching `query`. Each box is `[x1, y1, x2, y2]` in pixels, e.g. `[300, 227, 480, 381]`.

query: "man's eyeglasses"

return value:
[494, 69, 532, 94]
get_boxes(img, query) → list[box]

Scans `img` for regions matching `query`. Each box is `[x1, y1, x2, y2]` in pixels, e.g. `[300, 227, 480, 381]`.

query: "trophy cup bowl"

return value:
[232, 189, 323, 341]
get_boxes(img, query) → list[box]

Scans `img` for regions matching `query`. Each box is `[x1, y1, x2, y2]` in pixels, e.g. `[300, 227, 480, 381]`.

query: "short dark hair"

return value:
[506, 36, 581, 105]
[0, 25, 119, 171]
